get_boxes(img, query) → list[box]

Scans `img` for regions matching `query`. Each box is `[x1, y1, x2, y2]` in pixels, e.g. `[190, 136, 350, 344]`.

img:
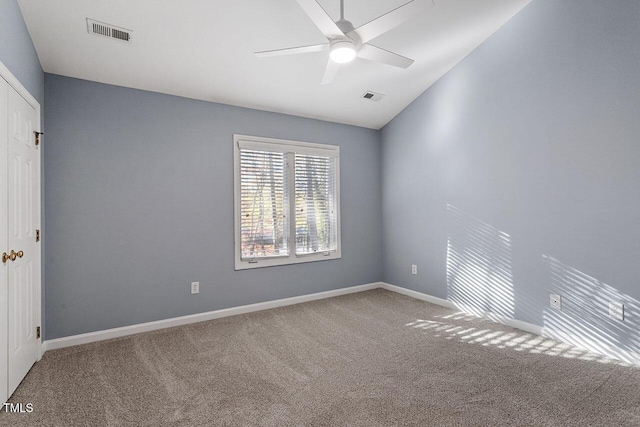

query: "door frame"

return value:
[0, 59, 42, 361]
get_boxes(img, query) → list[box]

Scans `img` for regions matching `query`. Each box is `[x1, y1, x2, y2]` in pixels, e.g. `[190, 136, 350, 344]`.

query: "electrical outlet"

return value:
[550, 294, 562, 310]
[609, 301, 624, 321]
[191, 281, 200, 295]
[411, 265, 417, 275]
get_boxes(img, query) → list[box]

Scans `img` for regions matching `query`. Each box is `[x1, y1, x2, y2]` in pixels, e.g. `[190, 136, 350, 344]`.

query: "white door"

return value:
[0, 76, 8, 405]
[1, 77, 39, 399]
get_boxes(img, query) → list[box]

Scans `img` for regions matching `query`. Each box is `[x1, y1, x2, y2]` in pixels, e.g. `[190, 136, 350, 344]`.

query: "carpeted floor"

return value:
[2, 289, 640, 426]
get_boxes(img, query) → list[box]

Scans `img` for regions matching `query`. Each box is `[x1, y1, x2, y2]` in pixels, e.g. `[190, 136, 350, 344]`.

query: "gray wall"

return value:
[44, 74, 382, 339]
[381, 0, 640, 358]
[0, 0, 43, 105]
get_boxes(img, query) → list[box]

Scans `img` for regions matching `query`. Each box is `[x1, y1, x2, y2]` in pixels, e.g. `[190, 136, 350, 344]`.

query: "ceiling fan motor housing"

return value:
[335, 19, 361, 46]
[335, 19, 354, 34]
[330, 19, 361, 63]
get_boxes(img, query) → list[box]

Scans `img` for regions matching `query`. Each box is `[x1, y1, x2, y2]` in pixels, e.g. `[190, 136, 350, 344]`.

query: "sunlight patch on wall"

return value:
[542, 255, 640, 365]
[446, 205, 515, 318]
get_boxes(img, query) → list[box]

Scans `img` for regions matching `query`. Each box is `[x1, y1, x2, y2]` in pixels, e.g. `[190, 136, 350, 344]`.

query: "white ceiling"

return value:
[18, 0, 531, 129]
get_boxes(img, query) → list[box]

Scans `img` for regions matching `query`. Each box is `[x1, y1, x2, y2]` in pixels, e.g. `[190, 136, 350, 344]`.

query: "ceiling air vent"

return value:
[87, 19, 133, 43]
[361, 91, 384, 102]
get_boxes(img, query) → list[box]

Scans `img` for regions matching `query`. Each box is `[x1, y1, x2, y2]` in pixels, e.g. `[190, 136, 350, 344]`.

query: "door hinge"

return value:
[34, 131, 43, 146]
[36, 326, 41, 339]
[36, 229, 40, 242]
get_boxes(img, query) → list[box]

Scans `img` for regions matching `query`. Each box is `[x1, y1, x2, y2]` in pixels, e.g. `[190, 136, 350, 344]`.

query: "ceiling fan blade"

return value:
[357, 44, 414, 69]
[255, 44, 328, 58]
[350, 0, 435, 44]
[296, 0, 345, 39]
[321, 59, 340, 85]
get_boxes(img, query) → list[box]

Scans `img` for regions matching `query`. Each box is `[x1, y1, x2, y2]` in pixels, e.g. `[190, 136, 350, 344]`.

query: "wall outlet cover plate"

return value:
[550, 294, 562, 310]
[191, 281, 200, 294]
[609, 301, 624, 321]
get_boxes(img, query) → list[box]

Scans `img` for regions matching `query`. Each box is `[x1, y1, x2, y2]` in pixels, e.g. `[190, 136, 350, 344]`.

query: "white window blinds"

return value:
[234, 135, 341, 269]
[239, 149, 289, 259]
[295, 154, 337, 254]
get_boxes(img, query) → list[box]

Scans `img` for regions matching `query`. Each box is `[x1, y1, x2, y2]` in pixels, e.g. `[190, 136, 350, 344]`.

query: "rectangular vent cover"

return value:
[87, 19, 132, 42]
[361, 91, 384, 102]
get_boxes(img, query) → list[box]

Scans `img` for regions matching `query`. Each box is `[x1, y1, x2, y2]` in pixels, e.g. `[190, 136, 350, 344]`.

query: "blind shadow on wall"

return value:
[446, 204, 515, 319]
[543, 255, 640, 364]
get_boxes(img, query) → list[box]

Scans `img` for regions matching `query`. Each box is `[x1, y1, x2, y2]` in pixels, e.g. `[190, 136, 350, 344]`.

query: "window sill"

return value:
[234, 251, 341, 270]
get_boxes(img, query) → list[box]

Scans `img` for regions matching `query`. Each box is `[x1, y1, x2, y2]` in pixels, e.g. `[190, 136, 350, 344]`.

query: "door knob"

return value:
[1, 250, 23, 263]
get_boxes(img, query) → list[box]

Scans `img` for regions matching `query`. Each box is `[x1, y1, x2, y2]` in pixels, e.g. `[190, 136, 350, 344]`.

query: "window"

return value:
[234, 135, 340, 269]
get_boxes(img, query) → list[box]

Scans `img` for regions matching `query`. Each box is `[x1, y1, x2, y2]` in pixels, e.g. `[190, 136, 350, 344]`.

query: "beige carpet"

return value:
[2, 289, 640, 426]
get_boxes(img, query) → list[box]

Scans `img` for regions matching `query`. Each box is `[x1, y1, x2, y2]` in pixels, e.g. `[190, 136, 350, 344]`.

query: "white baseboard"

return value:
[43, 282, 382, 351]
[40, 281, 544, 353]
[380, 282, 457, 309]
[43, 281, 640, 366]
[379, 282, 543, 335]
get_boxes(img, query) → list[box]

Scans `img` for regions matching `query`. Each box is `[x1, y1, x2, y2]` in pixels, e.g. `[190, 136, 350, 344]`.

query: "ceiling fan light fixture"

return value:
[329, 40, 356, 63]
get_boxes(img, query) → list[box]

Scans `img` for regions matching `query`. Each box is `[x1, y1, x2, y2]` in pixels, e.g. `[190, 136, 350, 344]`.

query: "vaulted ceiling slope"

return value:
[18, 0, 531, 129]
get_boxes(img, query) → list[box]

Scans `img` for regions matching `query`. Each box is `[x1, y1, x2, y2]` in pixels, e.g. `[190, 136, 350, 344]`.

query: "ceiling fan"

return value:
[255, 0, 435, 84]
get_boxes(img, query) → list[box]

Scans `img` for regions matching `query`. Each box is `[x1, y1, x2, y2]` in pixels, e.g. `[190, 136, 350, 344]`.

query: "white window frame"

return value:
[234, 134, 341, 270]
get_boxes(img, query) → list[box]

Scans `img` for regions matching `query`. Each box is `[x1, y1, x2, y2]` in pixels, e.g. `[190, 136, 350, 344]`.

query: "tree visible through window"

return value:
[234, 135, 340, 269]
[239, 149, 288, 258]
[295, 154, 337, 254]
